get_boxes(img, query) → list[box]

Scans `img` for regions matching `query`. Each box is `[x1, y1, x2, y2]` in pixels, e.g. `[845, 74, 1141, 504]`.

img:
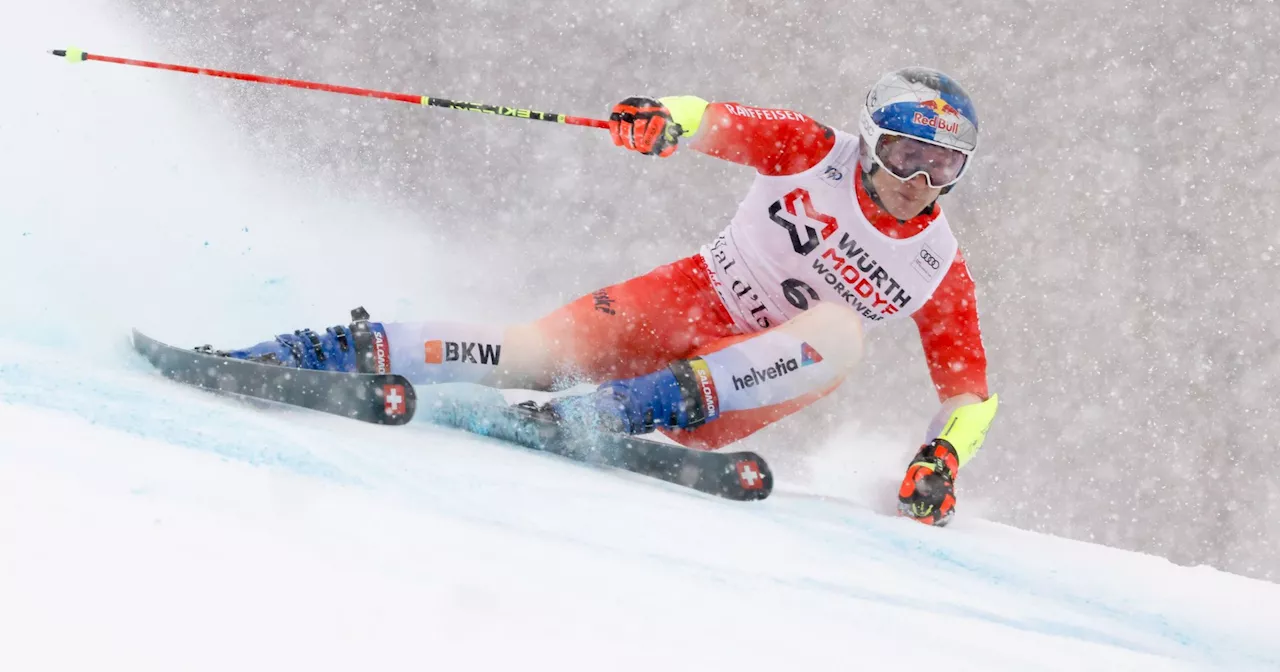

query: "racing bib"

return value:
[700, 130, 958, 333]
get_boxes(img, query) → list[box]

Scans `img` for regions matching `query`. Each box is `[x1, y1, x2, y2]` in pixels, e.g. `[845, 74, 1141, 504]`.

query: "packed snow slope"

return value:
[3, 2, 1280, 671]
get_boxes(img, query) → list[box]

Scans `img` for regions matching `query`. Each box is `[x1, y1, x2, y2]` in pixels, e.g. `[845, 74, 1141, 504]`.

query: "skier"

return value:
[214, 67, 998, 526]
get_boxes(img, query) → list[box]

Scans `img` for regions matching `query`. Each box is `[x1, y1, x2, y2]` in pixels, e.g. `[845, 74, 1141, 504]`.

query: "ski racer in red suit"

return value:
[218, 68, 999, 526]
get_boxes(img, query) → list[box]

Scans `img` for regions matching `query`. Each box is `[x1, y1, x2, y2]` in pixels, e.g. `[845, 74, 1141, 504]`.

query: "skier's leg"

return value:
[208, 306, 498, 380]
[657, 303, 858, 450]
[555, 301, 863, 448]
[518, 254, 738, 386]
[214, 255, 735, 388]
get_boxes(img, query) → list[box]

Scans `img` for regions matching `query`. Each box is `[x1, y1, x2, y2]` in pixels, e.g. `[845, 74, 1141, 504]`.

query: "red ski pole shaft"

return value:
[49, 47, 610, 130]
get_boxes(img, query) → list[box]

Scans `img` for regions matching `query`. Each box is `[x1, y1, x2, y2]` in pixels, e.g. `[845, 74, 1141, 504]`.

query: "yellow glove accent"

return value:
[935, 394, 999, 468]
[658, 95, 710, 137]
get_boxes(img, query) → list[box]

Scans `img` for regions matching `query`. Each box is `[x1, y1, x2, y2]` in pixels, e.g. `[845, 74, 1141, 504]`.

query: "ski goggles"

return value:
[859, 106, 975, 189]
[870, 133, 971, 189]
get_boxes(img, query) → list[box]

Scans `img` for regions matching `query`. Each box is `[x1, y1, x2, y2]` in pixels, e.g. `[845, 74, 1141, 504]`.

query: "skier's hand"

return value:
[609, 96, 682, 157]
[898, 439, 959, 526]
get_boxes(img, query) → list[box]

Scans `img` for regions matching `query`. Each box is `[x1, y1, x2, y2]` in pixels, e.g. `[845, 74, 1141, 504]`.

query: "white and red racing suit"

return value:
[528, 101, 989, 449]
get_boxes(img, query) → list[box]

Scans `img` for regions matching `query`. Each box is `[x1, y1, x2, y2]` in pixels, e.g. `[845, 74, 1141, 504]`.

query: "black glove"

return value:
[898, 439, 959, 526]
[608, 96, 682, 157]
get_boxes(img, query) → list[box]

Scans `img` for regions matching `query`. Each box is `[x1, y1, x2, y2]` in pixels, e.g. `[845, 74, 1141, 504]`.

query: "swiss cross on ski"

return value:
[736, 460, 764, 490]
[384, 384, 406, 416]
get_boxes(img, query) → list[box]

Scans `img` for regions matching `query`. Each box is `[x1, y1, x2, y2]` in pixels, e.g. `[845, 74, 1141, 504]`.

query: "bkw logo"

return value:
[424, 340, 502, 365]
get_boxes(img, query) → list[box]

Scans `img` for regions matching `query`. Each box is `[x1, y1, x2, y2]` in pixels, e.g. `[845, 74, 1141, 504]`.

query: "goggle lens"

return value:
[874, 135, 969, 188]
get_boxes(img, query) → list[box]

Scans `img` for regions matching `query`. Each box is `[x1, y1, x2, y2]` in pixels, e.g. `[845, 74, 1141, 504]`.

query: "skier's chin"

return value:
[880, 184, 939, 220]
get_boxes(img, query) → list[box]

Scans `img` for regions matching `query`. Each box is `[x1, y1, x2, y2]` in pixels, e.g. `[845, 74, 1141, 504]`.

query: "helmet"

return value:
[858, 67, 979, 190]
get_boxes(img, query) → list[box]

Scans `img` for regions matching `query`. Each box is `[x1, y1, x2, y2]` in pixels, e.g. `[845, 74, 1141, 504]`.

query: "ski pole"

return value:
[49, 47, 610, 130]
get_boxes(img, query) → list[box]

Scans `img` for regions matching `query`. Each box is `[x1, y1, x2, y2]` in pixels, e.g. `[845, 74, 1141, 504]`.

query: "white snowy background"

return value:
[2, 0, 1279, 670]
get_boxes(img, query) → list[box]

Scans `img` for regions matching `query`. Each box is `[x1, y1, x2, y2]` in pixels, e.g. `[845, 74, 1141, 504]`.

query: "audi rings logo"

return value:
[911, 243, 945, 281]
[919, 249, 941, 270]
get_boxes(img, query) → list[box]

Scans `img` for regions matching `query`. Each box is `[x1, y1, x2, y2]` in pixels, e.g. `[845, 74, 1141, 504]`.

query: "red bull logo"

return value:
[920, 97, 961, 117]
[913, 97, 961, 134]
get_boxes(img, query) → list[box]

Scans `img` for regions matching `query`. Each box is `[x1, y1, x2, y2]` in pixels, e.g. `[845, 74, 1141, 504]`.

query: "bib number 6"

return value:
[781, 278, 819, 311]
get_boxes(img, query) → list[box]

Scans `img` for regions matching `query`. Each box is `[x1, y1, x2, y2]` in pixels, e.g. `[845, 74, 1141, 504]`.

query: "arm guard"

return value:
[658, 95, 710, 137]
[658, 96, 835, 175]
[927, 394, 999, 468]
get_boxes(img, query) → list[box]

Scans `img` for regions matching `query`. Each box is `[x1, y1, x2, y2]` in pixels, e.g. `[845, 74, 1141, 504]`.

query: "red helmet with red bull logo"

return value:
[858, 67, 979, 191]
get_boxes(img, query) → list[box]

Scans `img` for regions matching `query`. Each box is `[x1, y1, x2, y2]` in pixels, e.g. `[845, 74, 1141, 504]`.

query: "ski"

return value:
[417, 387, 774, 501]
[132, 331, 771, 500]
[131, 329, 416, 425]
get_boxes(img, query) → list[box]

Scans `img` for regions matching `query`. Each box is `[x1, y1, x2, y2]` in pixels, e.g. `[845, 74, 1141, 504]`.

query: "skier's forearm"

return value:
[665, 98, 836, 176]
[923, 394, 999, 468]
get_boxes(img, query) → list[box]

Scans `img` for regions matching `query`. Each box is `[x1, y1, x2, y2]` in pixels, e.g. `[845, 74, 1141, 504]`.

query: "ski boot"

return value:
[197, 307, 390, 374]
[543, 358, 720, 435]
